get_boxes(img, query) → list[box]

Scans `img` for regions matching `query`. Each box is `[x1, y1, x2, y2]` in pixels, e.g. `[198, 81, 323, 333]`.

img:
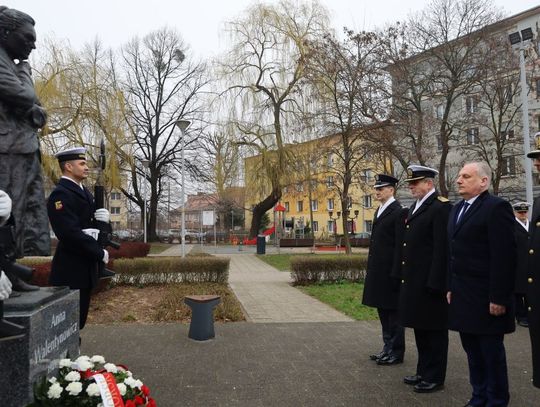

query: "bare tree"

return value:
[120, 27, 209, 241]
[219, 0, 330, 238]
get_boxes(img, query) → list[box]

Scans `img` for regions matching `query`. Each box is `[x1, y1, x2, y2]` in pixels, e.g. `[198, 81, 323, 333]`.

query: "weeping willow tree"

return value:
[218, 0, 331, 238]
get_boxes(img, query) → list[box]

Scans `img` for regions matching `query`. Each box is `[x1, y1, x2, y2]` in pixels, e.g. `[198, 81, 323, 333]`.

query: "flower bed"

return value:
[29, 355, 155, 406]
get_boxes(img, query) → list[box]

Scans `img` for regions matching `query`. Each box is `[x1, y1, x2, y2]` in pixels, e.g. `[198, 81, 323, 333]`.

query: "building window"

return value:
[312, 221, 319, 232]
[297, 200, 303, 212]
[110, 192, 121, 200]
[296, 182, 304, 192]
[326, 176, 334, 187]
[327, 198, 334, 210]
[360, 169, 372, 183]
[284, 201, 289, 212]
[309, 179, 318, 189]
[465, 96, 477, 114]
[310, 200, 318, 211]
[537, 79, 540, 98]
[363, 195, 372, 208]
[328, 220, 335, 233]
[466, 128, 479, 145]
[364, 220, 373, 233]
[436, 104, 444, 119]
[501, 156, 516, 176]
[346, 196, 353, 209]
[327, 153, 334, 167]
[111, 207, 121, 215]
[501, 122, 514, 140]
[435, 133, 443, 150]
[505, 85, 513, 104]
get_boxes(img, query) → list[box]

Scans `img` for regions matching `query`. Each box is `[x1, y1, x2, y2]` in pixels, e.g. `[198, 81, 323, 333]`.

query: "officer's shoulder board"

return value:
[437, 196, 449, 203]
[55, 200, 63, 210]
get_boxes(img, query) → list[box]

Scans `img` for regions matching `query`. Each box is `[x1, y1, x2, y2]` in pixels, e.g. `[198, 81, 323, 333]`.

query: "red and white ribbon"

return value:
[92, 373, 125, 407]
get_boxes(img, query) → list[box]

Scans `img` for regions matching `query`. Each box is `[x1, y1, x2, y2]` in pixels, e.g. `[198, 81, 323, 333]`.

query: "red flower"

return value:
[147, 398, 156, 407]
[141, 385, 150, 396]
[135, 395, 145, 405]
[126, 401, 136, 407]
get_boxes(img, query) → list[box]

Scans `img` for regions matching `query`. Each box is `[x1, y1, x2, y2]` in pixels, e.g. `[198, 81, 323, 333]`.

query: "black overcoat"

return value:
[394, 192, 451, 330]
[447, 191, 516, 335]
[47, 178, 103, 289]
[362, 200, 406, 309]
[514, 220, 529, 294]
[527, 195, 540, 387]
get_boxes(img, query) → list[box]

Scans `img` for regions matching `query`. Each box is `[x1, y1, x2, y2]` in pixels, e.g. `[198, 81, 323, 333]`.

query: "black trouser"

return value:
[413, 328, 448, 384]
[78, 287, 92, 330]
[460, 332, 509, 406]
[377, 308, 405, 359]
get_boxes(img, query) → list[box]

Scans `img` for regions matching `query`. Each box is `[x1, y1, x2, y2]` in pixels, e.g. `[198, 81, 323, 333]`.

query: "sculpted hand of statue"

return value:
[27, 103, 46, 128]
[0, 270, 12, 300]
[0, 190, 11, 225]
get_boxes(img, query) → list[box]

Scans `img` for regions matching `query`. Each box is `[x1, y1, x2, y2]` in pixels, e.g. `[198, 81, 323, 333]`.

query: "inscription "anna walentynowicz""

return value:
[50, 311, 66, 328]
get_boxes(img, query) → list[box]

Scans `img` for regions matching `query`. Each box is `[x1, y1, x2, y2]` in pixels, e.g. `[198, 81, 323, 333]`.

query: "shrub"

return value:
[111, 256, 229, 286]
[290, 255, 367, 285]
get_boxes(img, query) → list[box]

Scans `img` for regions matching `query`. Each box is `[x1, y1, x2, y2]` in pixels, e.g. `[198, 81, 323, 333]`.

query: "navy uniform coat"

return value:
[47, 178, 103, 289]
[394, 192, 451, 330]
[514, 219, 529, 294]
[527, 195, 540, 387]
[447, 191, 516, 335]
[362, 200, 407, 309]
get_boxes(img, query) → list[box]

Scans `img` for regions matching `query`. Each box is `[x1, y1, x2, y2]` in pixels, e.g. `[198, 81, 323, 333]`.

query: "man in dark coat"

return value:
[47, 147, 110, 330]
[526, 135, 540, 389]
[362, 174, 406, 365]
[395, 165, 451, 393]
[513, 201, 530, 328]
[447, 161, 516, 407]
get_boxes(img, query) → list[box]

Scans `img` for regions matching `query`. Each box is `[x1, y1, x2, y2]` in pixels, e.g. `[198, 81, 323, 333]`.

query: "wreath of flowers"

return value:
[29, 355, 156, 407]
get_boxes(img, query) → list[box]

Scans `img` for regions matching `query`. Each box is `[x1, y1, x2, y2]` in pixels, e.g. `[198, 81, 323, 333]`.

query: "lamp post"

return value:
[509, 27, 534, 205]
[175, 119, 191, 258]
[328, 210, 341, 242]
[140, 159, 150, 243]
[343, 209, 360, 235]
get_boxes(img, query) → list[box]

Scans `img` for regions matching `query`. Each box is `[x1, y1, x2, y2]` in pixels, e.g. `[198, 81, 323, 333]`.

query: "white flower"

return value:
[126, 370, 133, 377]
[48, 377, 57, 384]
[66, 381, 83, 396]
[86, 383, 101, 397]
[64, 370, 81, 382]
[91, 355, 105, 364]
[59, 359, 72, 368]
[74, 359, 93, 371]
[124, 377, 137, 388]
[47, 383, 63, 399]
[104, 363, 118, 373]
[117, 383, 127, 396]
[133, 379, 143, 389]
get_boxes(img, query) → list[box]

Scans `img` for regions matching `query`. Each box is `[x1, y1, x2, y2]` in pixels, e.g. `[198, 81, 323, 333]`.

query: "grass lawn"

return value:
[148, 242, 172, 255]
[298, 281, 379, 321]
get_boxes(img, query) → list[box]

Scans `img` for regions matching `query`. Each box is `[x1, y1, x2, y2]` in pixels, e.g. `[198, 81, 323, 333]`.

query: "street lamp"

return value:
[140, 159, 150, 243]
[175, 119, 191, 258]
[343, 209, 360, 234]
[328, 210, 341, 242]
[509, 27, 534, 205]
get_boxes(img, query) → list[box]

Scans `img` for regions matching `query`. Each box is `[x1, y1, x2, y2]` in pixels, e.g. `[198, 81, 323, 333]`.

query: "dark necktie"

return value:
[456, 201, 470, 224]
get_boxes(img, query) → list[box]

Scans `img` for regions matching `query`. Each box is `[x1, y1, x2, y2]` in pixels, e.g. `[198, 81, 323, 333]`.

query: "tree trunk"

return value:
[249, 187, 281, 239]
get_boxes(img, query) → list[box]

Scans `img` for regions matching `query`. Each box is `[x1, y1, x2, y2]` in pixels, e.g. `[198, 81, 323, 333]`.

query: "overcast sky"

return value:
[8, 0, 540, 60]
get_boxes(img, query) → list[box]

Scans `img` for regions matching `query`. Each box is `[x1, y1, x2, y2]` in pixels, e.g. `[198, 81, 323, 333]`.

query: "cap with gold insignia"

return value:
[55, 147, 86, 163]
[527, 132, 540, 158]
[404, 164, 439, 182]
[374, 174, 398, 188]
[513, 201, 531, 212]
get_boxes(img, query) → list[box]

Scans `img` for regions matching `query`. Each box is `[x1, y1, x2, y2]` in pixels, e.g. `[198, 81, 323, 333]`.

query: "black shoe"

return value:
[11, 276, 39, 292]
[403, 375, 422, 385]
[369, 351, 387, 361]
[376, 355, 403, 365]
[413, 381, 444, 393]
[99, 268, 115, 279]
[518, 320, 529, 328]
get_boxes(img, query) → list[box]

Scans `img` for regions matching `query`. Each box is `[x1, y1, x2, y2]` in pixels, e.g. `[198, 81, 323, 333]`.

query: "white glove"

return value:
[94, 208, 110, 223]
[0, 190, 12, 225]
[102, 249, 109, 264]
[0, 270, 12, 300]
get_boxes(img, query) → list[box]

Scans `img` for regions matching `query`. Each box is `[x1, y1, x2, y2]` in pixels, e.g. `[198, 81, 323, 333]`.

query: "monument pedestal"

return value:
[0, 287, 79, 406]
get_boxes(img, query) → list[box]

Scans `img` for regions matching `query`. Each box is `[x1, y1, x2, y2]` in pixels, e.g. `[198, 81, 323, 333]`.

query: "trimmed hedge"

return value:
[290, 255, 367, 285]
[111, 256, 230, 285]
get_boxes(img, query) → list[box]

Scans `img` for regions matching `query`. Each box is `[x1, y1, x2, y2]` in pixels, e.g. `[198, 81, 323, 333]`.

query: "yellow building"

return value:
[244, 130, 391, 239]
